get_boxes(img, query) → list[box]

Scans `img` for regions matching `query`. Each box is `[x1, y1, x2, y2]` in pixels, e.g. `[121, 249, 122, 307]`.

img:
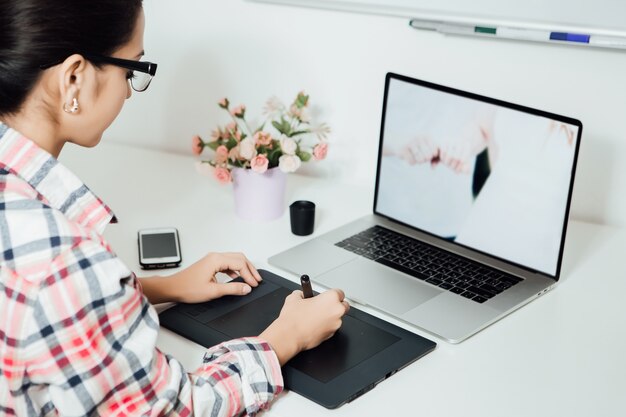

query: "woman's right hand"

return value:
[259, 289, 350, 366]
[397, 134, 439, 167]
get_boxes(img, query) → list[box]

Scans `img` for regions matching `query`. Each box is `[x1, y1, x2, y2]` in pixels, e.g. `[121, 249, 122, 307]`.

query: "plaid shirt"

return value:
[0, 123, 283, 416]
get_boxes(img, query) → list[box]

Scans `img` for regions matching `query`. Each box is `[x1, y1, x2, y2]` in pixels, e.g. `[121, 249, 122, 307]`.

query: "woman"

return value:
[0, 1, 349, 415]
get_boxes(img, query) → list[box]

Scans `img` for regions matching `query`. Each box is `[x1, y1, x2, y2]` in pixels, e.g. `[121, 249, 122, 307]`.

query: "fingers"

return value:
[333, 290, 350, 315]
[211, 252, 262, 287]
[440, 142, 472, 174]
[402, 136, 438, 165]
[399, 146, 417, 165]
[562, 125, 574, 146]
[208, 282, 252, 299]
[329, 288, 345, 302]
[292, 287, 348, 313]
[554, 123, 574, 147]
[320, 289, 350, 316]
[414, 143, 437, 164]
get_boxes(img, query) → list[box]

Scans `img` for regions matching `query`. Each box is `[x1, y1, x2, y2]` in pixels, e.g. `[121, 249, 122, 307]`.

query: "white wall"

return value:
[105, 0, 626, 227]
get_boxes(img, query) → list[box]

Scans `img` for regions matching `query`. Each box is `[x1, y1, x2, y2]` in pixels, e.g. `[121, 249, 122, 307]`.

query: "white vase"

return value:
[231, 167, 287, 221]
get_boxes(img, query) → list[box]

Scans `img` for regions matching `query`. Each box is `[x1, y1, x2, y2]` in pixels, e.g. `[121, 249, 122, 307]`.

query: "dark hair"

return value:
[0, 0, 144, 116]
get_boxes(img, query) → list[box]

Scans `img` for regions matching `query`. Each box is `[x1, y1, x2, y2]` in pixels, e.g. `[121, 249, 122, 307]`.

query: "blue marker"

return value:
[549, 32, 590, 43]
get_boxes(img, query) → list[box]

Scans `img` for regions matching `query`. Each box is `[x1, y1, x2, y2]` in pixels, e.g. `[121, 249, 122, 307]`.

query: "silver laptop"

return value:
[269, 72, 582, 343]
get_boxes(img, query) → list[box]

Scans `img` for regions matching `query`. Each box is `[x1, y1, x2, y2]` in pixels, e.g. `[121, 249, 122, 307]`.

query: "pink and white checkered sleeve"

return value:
[19, 238, 284, 416]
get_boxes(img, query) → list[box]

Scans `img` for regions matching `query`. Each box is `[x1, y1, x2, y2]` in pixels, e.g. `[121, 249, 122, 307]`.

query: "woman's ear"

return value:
[57, 54, 88, 115]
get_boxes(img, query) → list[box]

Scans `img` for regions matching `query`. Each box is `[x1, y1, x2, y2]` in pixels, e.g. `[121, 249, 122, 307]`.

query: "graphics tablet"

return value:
[158, 269, 436, 409]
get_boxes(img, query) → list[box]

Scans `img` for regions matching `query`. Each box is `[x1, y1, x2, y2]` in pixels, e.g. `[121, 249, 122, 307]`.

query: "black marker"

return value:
[300, 274, 314, 299]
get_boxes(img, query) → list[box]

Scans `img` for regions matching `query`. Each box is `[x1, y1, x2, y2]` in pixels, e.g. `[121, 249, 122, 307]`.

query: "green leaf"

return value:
[297, 151, 312, 162]
[295, 92, 309, 109]
[271, 120, 286, 135]
[272, 118, 293, 136]
[226, 138, 238, 148]
[290, 130, 310, 137]
[207, 141, 220, 151]
[268, 148, 282, 167]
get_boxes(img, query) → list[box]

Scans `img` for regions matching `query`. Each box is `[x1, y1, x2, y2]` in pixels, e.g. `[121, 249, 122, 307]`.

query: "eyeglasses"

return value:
[85, 54, 157, 92]
[39, 54, 158, 92]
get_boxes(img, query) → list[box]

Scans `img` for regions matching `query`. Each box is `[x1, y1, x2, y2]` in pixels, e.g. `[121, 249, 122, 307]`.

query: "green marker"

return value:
[475, 26, 496, 34]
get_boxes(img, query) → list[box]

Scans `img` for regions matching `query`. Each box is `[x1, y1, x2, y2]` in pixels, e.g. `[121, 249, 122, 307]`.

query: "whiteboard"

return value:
[249, 0, 626, 36]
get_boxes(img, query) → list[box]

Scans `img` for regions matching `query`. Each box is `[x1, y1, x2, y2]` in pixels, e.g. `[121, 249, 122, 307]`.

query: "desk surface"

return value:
[61, 141, 626, 417]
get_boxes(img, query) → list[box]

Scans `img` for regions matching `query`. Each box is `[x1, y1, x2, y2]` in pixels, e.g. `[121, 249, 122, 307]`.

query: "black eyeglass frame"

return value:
[39, 54, 158, 92]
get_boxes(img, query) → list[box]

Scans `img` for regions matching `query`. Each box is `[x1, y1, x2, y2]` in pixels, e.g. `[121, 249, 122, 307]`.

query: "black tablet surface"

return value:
[158, 269, 436, 409]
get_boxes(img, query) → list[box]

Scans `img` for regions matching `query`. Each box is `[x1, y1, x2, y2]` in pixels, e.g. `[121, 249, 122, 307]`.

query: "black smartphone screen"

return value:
[141, 232, 178, 259]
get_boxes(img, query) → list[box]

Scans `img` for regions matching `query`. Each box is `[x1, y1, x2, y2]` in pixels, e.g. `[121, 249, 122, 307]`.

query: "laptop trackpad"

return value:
[315, 258, 441, 315]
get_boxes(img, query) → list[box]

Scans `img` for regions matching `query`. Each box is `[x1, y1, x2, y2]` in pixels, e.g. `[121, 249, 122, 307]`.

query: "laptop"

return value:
[269, 72, 582, 343]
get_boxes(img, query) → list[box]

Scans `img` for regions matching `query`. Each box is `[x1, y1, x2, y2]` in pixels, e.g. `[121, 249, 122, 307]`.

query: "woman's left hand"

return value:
[140, 252, 262, 304]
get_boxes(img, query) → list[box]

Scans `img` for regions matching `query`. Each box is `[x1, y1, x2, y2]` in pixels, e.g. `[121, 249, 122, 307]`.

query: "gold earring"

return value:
[63, 98, 79, 114]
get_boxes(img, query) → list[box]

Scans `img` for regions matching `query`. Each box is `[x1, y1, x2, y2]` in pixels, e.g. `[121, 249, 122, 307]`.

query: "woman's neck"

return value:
[1, 111, 65, 158]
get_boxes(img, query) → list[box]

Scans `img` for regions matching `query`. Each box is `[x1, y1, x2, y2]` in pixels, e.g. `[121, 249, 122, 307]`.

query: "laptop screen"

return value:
[375, 74, 581, 277]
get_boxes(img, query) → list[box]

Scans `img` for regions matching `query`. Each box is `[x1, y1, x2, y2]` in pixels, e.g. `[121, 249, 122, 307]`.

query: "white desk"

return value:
[62, 142, 626, 417]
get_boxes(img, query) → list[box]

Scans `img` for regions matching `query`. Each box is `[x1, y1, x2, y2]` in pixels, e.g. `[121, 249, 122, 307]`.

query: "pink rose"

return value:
[215, 145, 229, 163]
[218, 98, 229, 109]
[213, 167, 232, 184]
[250, 154, 269, 174]
[313, 142, 328, 160]
[253, 131, 272, 146]
[231, 105, 246, 118]
[192, 135, 204, 155]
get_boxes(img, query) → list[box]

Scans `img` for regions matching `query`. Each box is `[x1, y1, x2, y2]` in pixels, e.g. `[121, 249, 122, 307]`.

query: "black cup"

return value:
[290, 200, 316, 236]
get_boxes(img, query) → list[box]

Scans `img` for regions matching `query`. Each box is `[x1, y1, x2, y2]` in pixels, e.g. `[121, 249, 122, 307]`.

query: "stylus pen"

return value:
[300, 274, 314, 299]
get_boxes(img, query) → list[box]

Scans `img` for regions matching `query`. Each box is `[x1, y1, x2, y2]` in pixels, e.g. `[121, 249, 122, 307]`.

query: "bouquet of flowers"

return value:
[193, 92, 330, 184]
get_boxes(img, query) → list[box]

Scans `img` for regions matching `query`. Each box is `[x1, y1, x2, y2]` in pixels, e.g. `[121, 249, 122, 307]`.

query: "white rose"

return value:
[278, 154, 302, 173]
[280, 135, 298, 155]
[239, 138, 257, 160]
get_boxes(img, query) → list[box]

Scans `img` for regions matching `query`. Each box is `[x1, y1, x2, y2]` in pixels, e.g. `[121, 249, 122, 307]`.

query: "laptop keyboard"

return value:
[335, 226, 523, 304]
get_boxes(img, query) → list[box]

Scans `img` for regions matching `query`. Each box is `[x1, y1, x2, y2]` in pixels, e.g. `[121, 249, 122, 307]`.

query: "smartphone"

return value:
[137, 227, 182, 269]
